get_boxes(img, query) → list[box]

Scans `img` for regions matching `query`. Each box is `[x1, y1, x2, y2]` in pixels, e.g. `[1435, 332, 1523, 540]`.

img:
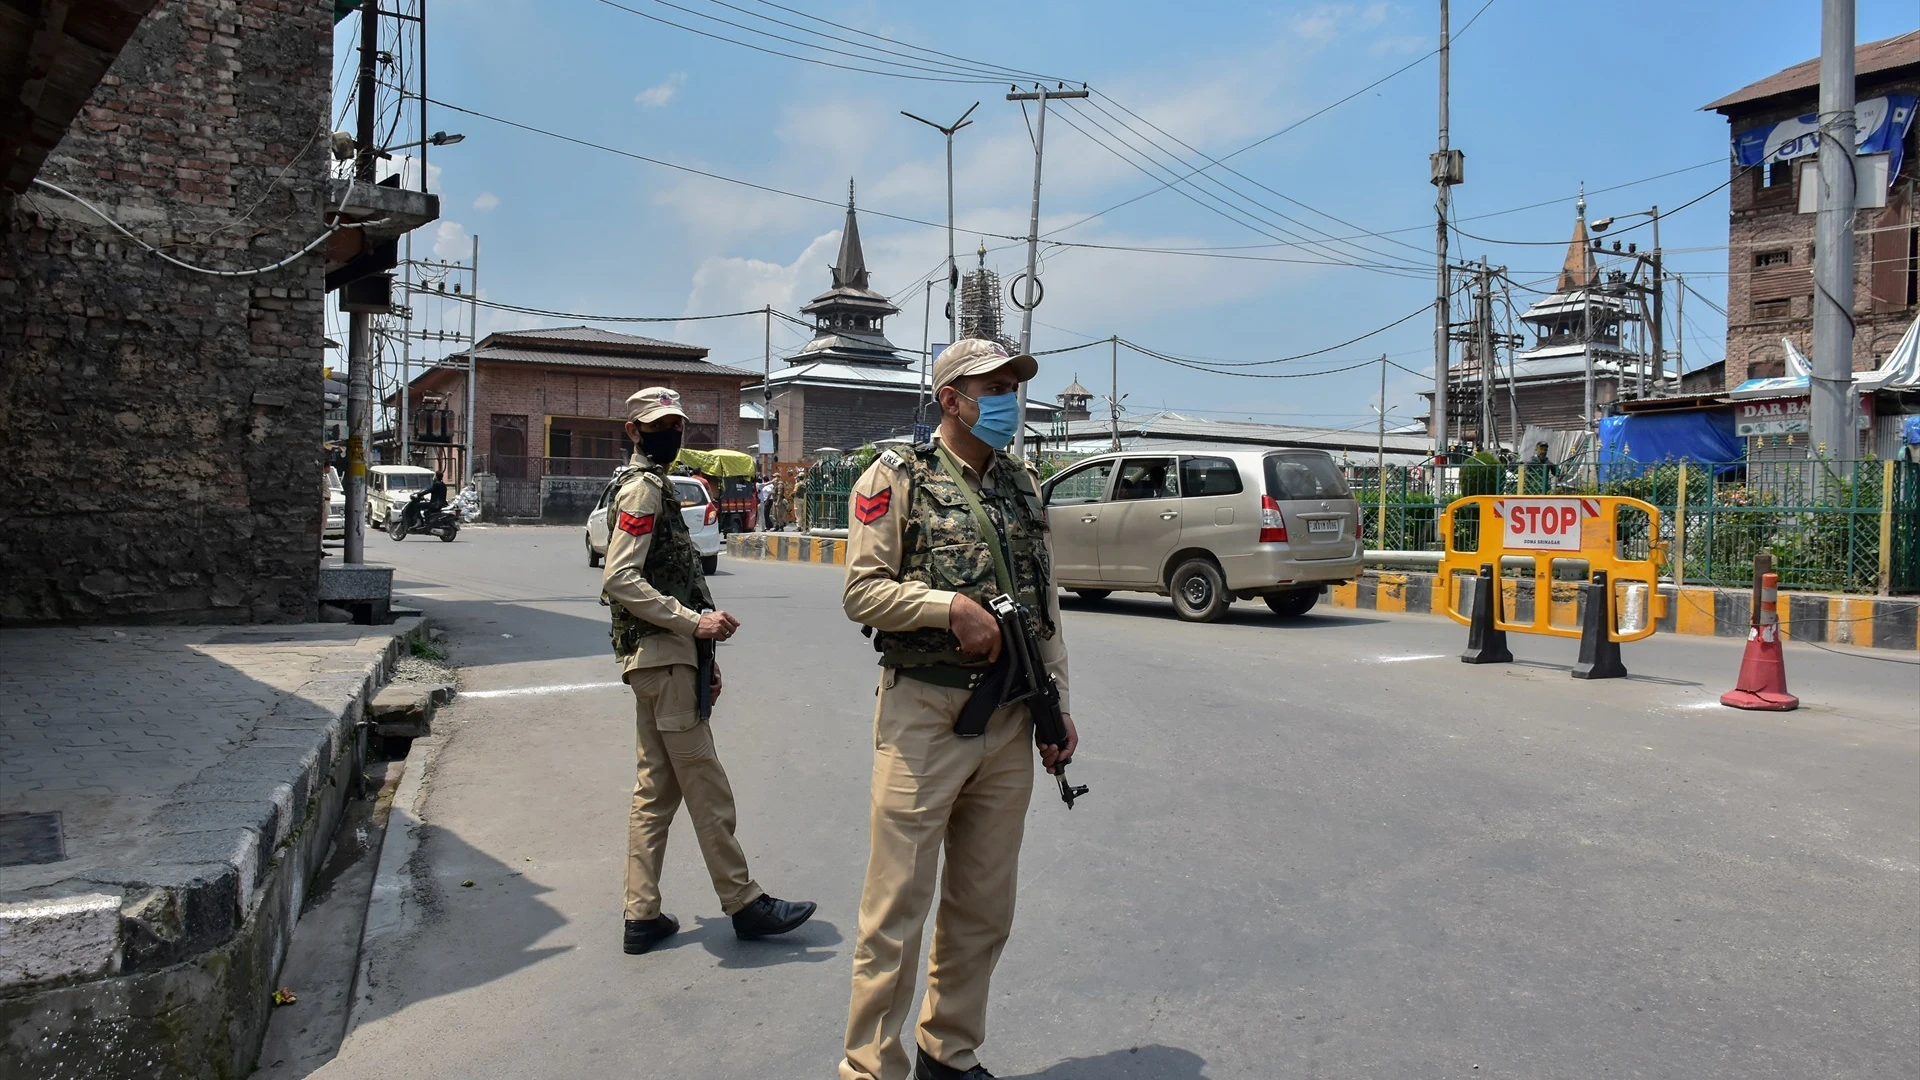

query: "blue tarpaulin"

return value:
[1597, 412, 1743, 479]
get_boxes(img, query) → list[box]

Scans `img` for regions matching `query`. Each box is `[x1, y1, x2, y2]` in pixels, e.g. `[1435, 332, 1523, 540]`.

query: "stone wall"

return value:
[1720, 72, 1918, 389]
[0, 0, 331, 625]
[781, 384, 922, 460]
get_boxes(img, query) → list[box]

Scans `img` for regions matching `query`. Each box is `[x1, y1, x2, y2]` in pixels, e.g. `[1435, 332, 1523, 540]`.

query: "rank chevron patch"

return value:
[853, 489, 892, 525]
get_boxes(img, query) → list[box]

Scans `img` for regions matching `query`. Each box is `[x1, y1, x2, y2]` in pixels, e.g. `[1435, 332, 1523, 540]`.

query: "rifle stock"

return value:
[987, 595, 1087, 808]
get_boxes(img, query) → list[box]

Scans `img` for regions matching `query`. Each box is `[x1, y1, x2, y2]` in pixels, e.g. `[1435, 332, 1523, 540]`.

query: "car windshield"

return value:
[672, 479, 709, 505]
[1264, 453, 1350, 500]
[389, 473, 433, 492]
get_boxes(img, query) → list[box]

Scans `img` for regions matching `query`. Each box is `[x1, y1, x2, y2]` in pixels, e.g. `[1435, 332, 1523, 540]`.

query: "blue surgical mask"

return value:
[958, 390, 1020, 450]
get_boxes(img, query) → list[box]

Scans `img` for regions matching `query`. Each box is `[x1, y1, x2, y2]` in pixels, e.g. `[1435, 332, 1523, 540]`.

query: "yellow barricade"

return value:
[1437, 495, 1668, 642]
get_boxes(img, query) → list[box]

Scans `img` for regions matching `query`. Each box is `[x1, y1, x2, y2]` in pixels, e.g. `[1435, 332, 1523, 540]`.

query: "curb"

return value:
[1329, 570, 1920, 652]
[726, 533, 846, 566]
[347, 730, 440, 1036]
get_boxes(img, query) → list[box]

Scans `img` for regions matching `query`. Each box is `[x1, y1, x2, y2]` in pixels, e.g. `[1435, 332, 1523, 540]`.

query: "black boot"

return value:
[729, 894, 816, 939]
[914, 1047, 995, 1079]
[622, 913, 679, 955]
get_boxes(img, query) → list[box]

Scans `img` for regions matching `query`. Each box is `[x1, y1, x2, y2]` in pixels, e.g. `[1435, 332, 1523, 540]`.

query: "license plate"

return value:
[1307, 518, 1341, 535]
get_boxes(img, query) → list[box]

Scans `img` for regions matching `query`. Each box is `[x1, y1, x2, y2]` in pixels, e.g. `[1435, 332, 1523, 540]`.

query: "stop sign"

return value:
[1496, 498, 1587, 551]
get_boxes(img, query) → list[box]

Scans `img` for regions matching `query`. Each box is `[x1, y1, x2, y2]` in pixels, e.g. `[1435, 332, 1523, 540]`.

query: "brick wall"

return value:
[468, 363, 750, 474]
[0, 1, 331, 624]
[1721, 74, 1919, 388]
[778, 385, 922, 461]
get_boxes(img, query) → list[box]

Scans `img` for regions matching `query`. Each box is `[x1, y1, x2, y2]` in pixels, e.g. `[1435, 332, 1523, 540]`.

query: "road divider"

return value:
[1329, 569, 1919, 652]
[728, 533, 847, 566]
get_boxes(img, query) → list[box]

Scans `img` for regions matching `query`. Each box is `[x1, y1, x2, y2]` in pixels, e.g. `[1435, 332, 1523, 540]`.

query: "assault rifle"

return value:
[986, 594, 1088, 808]
[695, 610, 716, 721]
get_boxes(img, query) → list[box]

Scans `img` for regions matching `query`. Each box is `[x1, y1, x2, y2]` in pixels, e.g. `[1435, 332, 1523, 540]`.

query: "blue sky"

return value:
[335, 0, 1920, 435]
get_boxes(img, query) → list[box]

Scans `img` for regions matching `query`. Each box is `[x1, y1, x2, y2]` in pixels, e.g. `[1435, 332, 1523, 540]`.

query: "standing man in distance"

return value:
[837, 340, 1079, 1080]
[603, 386, 816, 956]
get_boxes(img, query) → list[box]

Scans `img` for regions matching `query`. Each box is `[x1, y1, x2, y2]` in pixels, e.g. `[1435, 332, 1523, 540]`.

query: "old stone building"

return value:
[400, 326, 759, 522]
[1, 0, 334, 625]
[1706, 30, 1918, 388]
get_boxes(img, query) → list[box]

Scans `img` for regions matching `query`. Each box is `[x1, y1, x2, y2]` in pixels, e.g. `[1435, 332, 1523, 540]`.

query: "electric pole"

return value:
[920, 279, 934, 425]
[1429, 0, 1459, 465]
[399, 230, 412, 470]
[1648, 205, 1665, 390]
[902, 103, 977, 344]
[762, 305, 772, 463]
[1110, 335, 1120, 452]
[1007, 83, 1089, 458]
[464, 233, 478, 489]
[1812, 0, 1857, 459]
[344, 0, 379, 565]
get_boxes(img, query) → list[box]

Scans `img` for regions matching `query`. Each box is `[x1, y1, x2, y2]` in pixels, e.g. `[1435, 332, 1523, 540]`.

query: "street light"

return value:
[901, 103, 978, 343]
[377, 130, 466, 156]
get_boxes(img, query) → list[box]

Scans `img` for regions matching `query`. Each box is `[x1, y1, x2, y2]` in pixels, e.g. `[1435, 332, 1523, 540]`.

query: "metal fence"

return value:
[1346, 458, 1920, 596]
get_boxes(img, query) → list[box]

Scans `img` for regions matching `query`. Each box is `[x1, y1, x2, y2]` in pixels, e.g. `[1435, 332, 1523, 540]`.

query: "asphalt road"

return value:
[318, 525, 1918, 1080]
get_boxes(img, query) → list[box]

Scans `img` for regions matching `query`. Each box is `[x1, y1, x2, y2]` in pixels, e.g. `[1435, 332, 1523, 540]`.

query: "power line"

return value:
[1449, 169, 1747, 247]
[1116, 304, 1433, 369]
[1044, 0, 1499, 241]
[425, 96, 1026, 240]
[737, 0, 1068, 84]
[584, 0, 1016, 83]
[689, 0, 1055, 84]
[1122, 341, 1382, 380]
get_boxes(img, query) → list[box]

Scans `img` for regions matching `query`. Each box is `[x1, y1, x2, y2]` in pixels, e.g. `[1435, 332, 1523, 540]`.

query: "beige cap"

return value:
[932, 338, 1037, 393]
[626, 386, 688, 424]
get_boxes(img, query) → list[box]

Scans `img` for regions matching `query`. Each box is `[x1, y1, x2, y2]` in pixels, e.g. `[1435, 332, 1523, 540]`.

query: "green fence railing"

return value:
[1344, 459, 1920, 596]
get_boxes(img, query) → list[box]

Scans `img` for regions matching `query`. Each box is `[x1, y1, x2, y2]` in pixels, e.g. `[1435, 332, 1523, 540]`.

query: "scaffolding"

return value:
[958, 243, 1016, 350]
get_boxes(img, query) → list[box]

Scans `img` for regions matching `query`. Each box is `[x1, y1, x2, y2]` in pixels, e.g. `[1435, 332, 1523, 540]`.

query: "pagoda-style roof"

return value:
[789, 181, 908, 368]
[1059, 377, 1093, 399]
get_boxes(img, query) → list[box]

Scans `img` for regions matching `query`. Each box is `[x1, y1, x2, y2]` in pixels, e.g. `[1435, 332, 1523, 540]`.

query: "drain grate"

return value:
[0, 811, 66, 867]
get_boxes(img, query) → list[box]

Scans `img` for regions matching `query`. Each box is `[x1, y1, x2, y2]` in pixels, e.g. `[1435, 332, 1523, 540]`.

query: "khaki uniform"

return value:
[838, 441, 1070, 1080]
[602, 453, 762, 920]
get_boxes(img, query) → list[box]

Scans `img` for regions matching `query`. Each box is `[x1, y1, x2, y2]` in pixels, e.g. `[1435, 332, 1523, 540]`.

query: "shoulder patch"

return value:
[616, 510, 655, 537]
[878, 448, 905, 470]
[853, 488, 892, 524]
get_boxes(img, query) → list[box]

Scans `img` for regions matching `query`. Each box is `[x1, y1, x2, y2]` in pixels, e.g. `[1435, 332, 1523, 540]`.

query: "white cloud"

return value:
[635, 72, 686, 108]
[433, 220, 471, 260]
[472, 191, 500, 212]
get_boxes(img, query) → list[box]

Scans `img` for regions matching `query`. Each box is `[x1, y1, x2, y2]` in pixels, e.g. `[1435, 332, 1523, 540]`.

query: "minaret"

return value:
[1558, 184, 1598, 293]
[793, 178, 906, 366]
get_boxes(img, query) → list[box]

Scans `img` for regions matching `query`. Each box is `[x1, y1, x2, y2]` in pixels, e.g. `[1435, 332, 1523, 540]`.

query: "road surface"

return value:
[317, 525, 1919, 1079]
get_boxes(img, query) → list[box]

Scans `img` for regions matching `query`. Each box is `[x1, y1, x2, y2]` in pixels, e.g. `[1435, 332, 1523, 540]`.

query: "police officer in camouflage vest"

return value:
[603, 386, 816, 955]
[838, 342, 1079, 1080]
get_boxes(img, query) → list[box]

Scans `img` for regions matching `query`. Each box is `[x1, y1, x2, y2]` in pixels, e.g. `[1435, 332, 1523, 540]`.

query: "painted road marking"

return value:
[1373, 654, 1447, 663]
[462, 681, 626, 700]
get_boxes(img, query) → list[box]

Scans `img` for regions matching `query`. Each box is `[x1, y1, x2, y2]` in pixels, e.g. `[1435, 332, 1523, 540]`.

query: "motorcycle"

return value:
[389, 489, 461, 542]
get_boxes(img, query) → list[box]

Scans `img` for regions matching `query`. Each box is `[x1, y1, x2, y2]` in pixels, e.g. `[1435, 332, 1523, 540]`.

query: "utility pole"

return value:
[902, 103, 977, 344]
[1478, 257, 1495, 450]
[920, 279, 934, 425]
[762, 305, 772, 463]
[1673, 273, 1685, 380]
[399, 230, 412, 469]
[1648, 206, 1665, 390]
[1429, 0, 1458, 465]
[1007, 82, 1089, 458]
[465, 232, 478, 488]
[344, 0, 379, 566]
[1110, 335, 1120, 452]
[1376, 352, 1389, 488]
[1812, 0, 1857, 459]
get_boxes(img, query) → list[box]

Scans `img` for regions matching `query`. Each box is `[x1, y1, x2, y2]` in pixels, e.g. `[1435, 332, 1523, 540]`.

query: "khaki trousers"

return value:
[839, 671, 1035, 1080]
[623, 664, 762, 920]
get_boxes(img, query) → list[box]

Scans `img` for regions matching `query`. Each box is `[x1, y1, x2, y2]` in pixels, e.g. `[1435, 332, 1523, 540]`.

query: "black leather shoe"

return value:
[729, 894, 816, 939]
[914, 1048, 994, 1079]
[622, 913, 679, 954]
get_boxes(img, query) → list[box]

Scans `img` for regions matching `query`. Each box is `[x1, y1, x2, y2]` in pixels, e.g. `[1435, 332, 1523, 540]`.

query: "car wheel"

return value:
[701, 554, 719, 575]
[1264, 589, 1318, 617]
[1168, 558, 1229, 623]
[587, 539, 603, 568]
[1073, 589, 1112, 603]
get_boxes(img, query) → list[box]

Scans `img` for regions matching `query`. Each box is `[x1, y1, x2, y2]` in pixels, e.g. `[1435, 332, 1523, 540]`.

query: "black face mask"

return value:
[638, 429, 683, 465]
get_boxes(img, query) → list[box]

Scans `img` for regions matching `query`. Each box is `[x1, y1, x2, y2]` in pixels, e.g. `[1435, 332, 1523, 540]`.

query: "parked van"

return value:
[1041, 448, 1362, 622]
[365, 465, 438, 528]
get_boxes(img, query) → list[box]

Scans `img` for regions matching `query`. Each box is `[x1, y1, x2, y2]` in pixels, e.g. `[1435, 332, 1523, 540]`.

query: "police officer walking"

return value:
[603, 386, 816, 955]
[837, 342, 1079, 1080]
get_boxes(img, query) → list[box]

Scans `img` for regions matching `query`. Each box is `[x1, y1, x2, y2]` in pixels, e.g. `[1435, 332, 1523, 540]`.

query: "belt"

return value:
[893, 664, 990, 691]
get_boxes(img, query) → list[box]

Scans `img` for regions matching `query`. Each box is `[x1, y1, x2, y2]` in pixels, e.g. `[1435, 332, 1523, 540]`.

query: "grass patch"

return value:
[410, 638, 448, 663]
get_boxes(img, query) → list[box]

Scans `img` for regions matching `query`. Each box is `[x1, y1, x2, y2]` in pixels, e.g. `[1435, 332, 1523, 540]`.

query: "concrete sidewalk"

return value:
[0, 619, 426, 1079]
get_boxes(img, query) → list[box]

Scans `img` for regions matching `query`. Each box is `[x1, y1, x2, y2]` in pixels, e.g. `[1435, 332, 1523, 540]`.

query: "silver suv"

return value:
[1041, 449, 1362, 622]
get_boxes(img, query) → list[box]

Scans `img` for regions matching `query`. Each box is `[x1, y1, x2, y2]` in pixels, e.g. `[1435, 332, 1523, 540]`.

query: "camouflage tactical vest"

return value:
[874, 444, 1054, 668]
[604, 467, 713, 659]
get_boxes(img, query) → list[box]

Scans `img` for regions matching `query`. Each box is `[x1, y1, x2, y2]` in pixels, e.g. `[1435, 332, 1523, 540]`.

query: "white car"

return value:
[366, 465, 438, 527]
[587, 470, 721, 574]
[324, 467, 346, 539]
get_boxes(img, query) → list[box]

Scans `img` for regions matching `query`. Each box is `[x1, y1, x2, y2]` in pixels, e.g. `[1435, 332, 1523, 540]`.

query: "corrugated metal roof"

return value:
[486, 325, 707, 353]
[1704, 30, 1920, 112]
[470, 345, 759, 380]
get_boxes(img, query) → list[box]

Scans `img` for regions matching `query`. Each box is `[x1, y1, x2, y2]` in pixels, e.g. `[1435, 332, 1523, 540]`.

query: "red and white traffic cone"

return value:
[1720, 572, 1798, 711]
